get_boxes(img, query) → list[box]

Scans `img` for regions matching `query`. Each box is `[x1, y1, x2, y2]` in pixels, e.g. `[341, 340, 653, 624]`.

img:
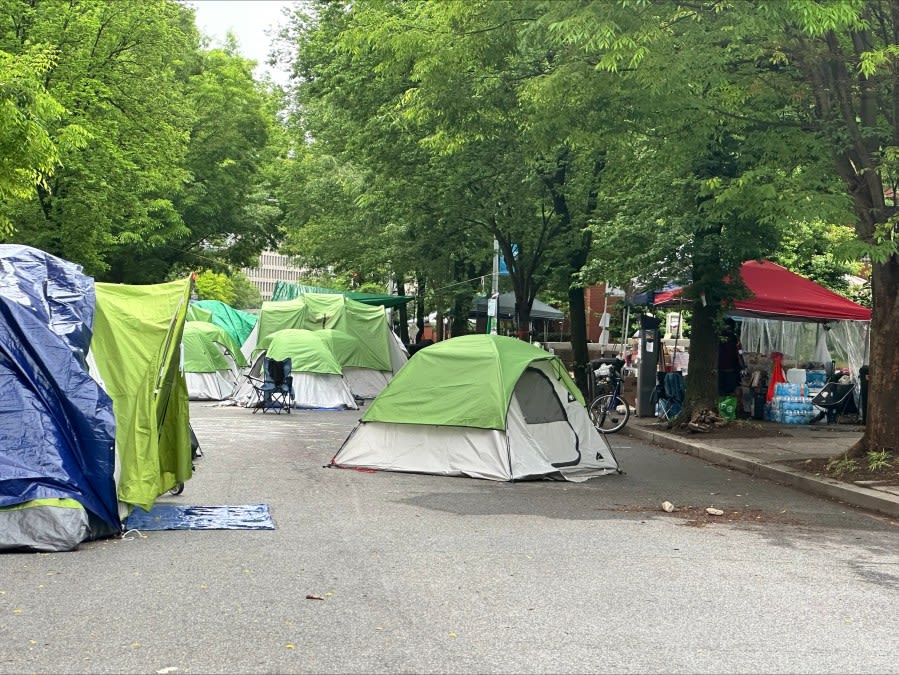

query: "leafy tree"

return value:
[657, 0, 899, 456]
[139, 42, 282, 280]
[194, 269, 235, 304]
[0, 45, 87, 237]
[230, 270, 262, 310]
[0, 0, 199, 278]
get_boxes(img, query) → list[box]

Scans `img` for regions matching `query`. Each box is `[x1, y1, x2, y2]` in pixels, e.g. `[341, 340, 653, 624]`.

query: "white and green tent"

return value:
[183, 321, 248, 400]
[236, 328, 358, 409]
[242, 293, 408, 399]
[332, 335, 619, 482]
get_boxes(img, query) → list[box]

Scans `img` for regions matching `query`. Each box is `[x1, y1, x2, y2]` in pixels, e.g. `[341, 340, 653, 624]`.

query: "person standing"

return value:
[718, 317, 745, 396]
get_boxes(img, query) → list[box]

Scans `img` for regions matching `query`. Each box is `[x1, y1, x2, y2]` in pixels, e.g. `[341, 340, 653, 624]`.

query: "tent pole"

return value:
[488, 238, 499, 335]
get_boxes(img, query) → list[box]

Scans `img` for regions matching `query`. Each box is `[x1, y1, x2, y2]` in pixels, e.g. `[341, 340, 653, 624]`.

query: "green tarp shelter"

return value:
[256, 294, 393, 372]
[192, 299, 257, 347]
[90, 279, 193, 512]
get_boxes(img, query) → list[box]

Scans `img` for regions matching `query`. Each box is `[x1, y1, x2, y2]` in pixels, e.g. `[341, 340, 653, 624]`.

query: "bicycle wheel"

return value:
[588, 394, 630, 433]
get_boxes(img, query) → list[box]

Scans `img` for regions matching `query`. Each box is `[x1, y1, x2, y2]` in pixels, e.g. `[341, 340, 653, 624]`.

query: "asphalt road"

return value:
[2, 402, 899, 674]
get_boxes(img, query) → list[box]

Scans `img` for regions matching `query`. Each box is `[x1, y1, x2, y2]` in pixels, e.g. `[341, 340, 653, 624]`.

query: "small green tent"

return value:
[333, 335, 619, 482]
[90, 279, 193, 511]
[236, 328, 358, 409]
[183, 321, 247, 401]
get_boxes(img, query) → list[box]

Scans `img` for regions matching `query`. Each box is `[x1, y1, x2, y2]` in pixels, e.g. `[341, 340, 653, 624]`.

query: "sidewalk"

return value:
[623, 414, 899, 519]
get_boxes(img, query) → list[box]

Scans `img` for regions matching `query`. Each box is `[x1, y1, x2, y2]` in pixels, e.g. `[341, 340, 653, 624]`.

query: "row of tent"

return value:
[2, 245, 622, 553]
[182, 293, 409, 408]
[0, 244, 412, 552]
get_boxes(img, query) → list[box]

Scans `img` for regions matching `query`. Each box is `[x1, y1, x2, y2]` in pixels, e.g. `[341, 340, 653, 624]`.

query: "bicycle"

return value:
[587, 362, 631, 433]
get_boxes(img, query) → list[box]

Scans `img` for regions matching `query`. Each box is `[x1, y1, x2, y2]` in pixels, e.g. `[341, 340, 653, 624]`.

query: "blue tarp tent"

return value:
[0, 245, 120, 551]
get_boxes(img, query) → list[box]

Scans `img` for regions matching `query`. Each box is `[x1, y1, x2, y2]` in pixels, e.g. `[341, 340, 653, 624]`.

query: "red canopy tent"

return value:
[653, 260, 871, 322]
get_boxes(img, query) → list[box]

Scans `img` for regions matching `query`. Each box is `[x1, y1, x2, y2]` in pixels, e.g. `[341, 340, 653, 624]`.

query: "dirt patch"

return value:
[609, 504, 805, 527]
[780, 456, 899, 487]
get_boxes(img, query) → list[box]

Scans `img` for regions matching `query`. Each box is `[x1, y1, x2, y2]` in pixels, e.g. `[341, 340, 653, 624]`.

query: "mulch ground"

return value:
[779, 456, 899, 487]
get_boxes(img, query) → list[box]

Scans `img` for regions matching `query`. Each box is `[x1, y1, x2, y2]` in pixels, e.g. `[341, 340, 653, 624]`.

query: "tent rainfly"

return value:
[332, 334, 619, 482]
[183, 321, 247, 401]
[241, 328, 358, 409]
[191, 299, 258, 348]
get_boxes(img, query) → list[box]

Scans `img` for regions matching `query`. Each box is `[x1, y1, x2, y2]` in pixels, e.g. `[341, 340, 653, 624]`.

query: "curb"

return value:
[624, 425, 899, 520]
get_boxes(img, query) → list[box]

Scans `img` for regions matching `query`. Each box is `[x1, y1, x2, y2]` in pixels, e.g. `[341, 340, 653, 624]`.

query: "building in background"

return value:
[584, 282, 626, 344]
[241, 250, 307, 301]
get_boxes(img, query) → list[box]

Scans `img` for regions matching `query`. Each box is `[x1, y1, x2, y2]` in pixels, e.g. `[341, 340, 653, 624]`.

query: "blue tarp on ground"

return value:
[124, 503, 275, 530]
[0, 245, 120, 535]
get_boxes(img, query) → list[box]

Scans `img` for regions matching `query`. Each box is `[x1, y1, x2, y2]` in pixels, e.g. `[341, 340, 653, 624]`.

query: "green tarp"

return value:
[271, 281, 413, 309]
[186, 303, 214, 323]
[183, 321, 247, 372]
[362, 334, 583, 430]
[91, 279, 193, 512]
[192, 299, 257, 347]
[258, 294, 392, 371]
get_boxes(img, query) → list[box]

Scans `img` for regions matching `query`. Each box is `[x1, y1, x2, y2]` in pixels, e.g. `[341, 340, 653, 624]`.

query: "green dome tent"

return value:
[236, 328, 358, 409]
[332, 335, 620, 482]
[183, 321, 247, 400]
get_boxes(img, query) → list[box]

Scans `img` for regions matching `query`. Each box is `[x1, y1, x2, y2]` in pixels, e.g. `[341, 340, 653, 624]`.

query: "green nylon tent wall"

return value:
[90, 279, 193, 512]
[183, 321, 248, 372]
[257, 294, 393, 372]
[362, 333, 583, 430]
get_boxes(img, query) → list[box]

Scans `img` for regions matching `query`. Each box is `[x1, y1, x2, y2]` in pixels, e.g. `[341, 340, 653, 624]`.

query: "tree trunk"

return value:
[568, 285, 590, 396]
[396, 279, 410, 344]
[680, 299, 720, 420]
[847, 256, 899, 456]
[415, 274, 426, 343]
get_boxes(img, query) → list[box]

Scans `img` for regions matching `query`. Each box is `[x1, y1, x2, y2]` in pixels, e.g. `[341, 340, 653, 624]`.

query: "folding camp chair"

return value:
[811, 381, 859, 424]
[252, 357, 293, 414]
[651, 371, 685, 421]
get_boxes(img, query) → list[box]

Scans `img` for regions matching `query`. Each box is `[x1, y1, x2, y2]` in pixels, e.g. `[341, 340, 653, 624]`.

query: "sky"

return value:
[188, 0, 296, 83]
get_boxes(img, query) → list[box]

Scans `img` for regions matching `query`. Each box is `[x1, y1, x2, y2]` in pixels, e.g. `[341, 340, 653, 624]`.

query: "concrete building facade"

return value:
[241, 250, 307, 301]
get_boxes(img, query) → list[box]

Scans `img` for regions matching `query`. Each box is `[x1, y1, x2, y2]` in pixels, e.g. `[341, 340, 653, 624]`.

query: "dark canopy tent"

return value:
[470, 292, 564, 320]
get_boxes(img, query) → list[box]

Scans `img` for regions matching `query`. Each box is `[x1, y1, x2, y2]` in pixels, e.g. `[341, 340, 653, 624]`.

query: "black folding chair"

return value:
[252, 357, 293, 414]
